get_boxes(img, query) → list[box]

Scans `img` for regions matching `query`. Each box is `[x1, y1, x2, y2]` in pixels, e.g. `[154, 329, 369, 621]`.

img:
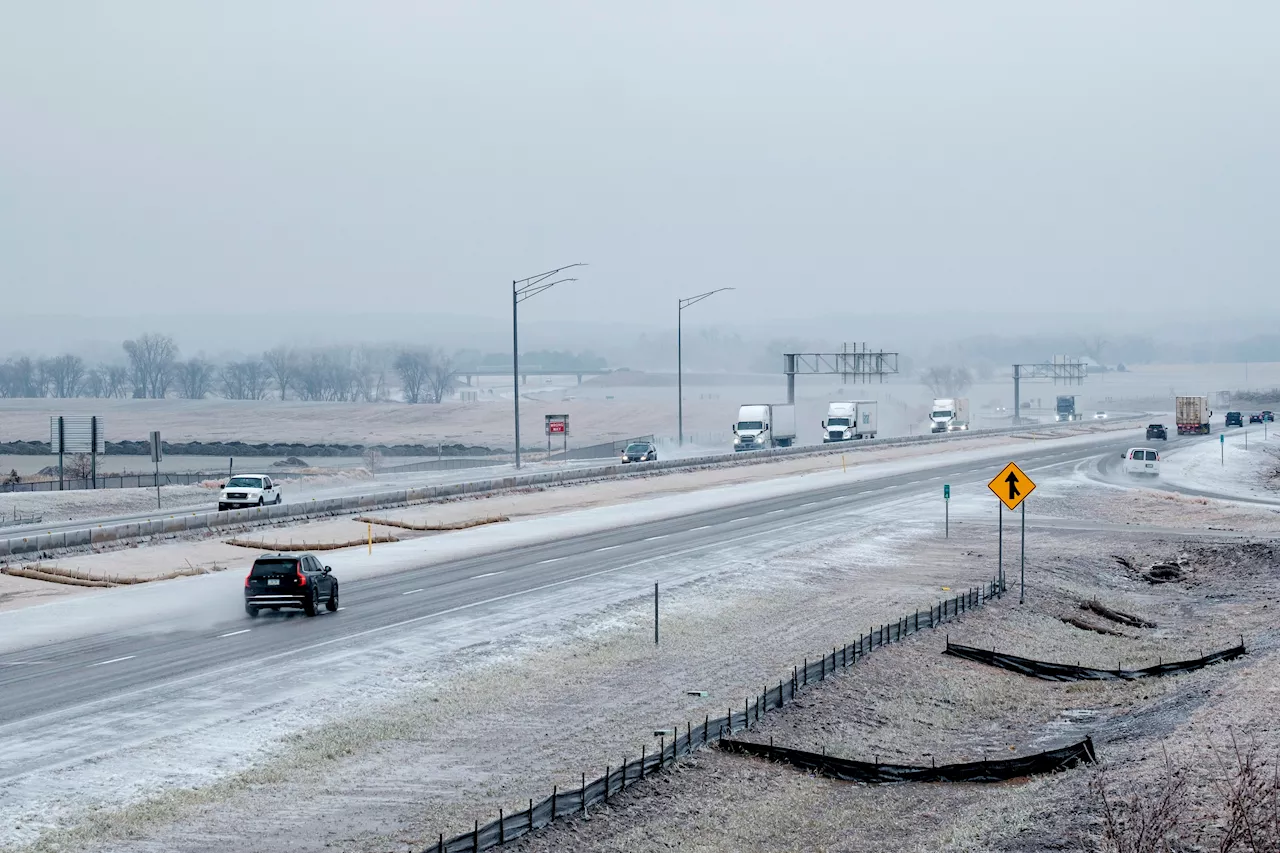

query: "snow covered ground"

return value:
[3, 416, 1279, 851]
[1157, 430, 1280, 501]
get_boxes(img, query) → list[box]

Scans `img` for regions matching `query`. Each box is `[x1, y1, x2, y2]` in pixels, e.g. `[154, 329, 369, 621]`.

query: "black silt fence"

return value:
[718, 735, 1097, 784]
[943, 640, 1248, 682]
[431, 579, 1004, 852]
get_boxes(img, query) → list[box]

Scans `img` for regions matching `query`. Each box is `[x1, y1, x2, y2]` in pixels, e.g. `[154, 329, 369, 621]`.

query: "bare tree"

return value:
[100, 364, 130, 398]
[220, 360, 269, 400]
[177, 358, 216, 399]
[66, 453, 93, 479]
[42, 355, 85, 398]
[424, 352, 458, 404]
[123, 334, 179, 399]
[0, 358, 42, 398]
[394, 350, 430, 404]
[921, 366, 973, 398]
[263, 347, 296, 401]
[1081, 335, 1108, 365]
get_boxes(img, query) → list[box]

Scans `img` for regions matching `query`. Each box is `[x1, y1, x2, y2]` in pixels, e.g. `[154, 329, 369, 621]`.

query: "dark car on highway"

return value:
[620, 441, 658, 463]
[244, 553, 339, 617]
[1226, 411, 1244, 427]
[1263, 411, 1275, 423]
[1248, 413, 1263, 425]
[1145, 423, 1168, 440]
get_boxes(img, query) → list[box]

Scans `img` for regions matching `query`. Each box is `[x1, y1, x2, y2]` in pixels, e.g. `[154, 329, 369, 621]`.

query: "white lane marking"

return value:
[691, 525, 712, 531]
[800, 502, 818, 508]
[471, 571, 505, 579]
[87, 655, 136, 668]
[0, 498, 1021, 732]
[767, 509, 785, 514]
[595, 545, 622, 552]
[730, 517, 750, 523]
[0, 661, 46, 666]
[538, 557, 563, 565]
[401, 588, 425, 596]
[218, 629, 251, 638]
[643, 535, 668, 541]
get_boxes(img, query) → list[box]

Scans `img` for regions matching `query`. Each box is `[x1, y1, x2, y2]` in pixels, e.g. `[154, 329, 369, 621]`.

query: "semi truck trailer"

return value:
[733, 404, 797, 451]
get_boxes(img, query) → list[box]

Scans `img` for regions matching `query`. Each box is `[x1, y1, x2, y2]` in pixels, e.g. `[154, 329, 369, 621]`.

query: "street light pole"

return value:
[512, 264, 586, 468]
[677, 288, 734, 446]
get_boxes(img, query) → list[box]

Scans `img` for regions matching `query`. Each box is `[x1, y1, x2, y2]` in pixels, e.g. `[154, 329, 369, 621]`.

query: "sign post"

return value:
[988, 462, 1036, 603]
[1220, 432, 1225, 466]
[50, 415, 105, 491]
[545, 414, 569, 461]
[943, 484, 950, 538]
[150, 431, 163, 509]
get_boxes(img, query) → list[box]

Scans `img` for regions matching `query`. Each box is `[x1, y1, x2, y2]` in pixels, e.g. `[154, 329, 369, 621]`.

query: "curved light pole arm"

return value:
[677, 287, 734, 445]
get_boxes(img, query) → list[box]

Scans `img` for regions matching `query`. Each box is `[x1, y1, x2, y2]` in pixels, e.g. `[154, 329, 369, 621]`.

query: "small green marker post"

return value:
[944, 484, 950, 538]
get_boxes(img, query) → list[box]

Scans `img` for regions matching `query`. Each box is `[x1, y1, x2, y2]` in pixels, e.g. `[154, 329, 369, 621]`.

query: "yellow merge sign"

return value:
[988, 462, 1035, 511]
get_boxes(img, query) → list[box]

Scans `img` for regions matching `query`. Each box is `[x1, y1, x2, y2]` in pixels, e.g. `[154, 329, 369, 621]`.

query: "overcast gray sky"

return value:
[3, 1, 1277, 334]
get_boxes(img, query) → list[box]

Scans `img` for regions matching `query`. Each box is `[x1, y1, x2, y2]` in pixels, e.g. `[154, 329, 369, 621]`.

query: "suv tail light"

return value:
[244, 574, 251, 588]
[296, 567, 307, 586]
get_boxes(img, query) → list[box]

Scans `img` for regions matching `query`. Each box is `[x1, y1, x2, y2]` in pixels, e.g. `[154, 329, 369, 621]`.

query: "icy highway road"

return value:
[0, 435, 1140, 750]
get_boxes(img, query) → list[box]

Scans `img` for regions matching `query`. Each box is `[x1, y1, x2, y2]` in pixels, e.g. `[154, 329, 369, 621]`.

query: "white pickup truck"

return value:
[218, 474, 283, 511]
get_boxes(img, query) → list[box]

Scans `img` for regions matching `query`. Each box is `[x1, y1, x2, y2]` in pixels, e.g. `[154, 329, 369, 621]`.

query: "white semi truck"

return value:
[733, 404, 796, 451]
[929, 398, 970, 434]
[1175, 395, 1212, 435]
[821, 400, 878, 442]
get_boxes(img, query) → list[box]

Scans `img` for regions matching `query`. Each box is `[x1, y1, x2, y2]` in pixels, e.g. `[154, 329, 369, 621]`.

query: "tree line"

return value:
[0, 336, 611, 403]
[0, 334, 460, 403]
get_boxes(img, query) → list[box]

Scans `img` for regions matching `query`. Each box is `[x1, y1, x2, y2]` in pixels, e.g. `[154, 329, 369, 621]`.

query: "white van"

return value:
[1123, 447, 1161, 476]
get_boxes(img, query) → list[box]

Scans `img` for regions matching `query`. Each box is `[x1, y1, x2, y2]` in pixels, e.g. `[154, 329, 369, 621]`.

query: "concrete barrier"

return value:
[0, 417, 1142, 559]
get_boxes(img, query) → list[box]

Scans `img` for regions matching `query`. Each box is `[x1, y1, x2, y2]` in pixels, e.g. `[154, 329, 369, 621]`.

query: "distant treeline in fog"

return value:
[0, 333, 609, 402]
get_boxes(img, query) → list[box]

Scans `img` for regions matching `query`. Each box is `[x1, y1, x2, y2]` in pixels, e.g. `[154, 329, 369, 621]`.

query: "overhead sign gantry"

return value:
[782, 343, 899, 404]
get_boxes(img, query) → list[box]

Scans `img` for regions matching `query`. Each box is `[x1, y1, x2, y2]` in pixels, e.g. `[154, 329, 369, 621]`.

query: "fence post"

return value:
[803, 658, 808, 685]
[705, 714, 709, 744]
[581, 771, 587, 811]
[499, 808, 504, 844]
[640, 745, 645, 779]
[529, 799, 534, 832]
[605, 766, 610, 801]
[474, 819, 478, 852]
[552, 784, 558, 818]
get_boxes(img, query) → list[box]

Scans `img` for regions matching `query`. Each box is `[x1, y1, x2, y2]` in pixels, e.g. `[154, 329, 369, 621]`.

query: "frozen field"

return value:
[1, 361, 1273, 452]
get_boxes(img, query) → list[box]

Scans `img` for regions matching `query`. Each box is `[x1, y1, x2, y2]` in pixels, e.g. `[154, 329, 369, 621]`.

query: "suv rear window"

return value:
[251, 558, 298, 577]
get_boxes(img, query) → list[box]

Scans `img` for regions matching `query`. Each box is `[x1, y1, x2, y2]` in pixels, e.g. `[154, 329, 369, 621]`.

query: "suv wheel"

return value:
[245, 604, 259, 618]
[304, 588, 318, 617]
[326, 584, 339, 612]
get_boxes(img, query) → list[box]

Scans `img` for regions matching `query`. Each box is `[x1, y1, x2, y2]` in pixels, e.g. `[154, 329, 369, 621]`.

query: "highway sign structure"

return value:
[50, 415, 105, 490]
[988, 461, 1035, 604]
[545, 414, 569, 457]
[988, 462, 1035, 511]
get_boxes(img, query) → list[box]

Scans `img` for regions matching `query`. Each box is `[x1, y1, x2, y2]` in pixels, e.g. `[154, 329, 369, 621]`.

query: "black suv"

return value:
[621, 441, 658, 463]
[1226, 411, 1244, 427]
[1145, 424, 1168, 440]
[245, 553, 339, 617]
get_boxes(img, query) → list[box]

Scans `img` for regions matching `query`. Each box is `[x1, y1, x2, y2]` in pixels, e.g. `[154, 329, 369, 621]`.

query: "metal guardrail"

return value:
[0, 416, 1145, 558]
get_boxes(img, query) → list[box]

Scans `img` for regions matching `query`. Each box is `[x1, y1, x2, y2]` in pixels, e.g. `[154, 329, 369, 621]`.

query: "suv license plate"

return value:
[267, 578, 280, 586]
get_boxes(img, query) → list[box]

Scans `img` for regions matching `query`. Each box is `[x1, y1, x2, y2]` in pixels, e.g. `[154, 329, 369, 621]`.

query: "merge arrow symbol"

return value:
[1005, 472, 1021, 501]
